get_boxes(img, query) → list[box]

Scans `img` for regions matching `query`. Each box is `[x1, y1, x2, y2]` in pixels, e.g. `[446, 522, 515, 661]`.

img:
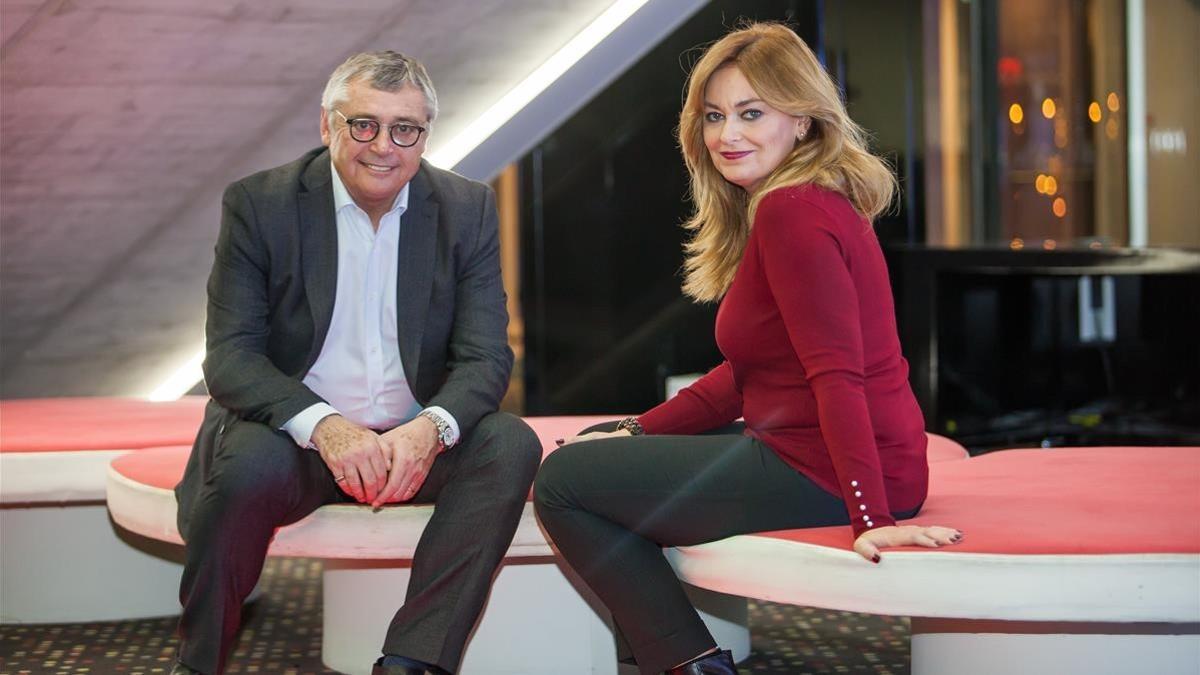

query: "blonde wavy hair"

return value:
[678, 23, 898, 301]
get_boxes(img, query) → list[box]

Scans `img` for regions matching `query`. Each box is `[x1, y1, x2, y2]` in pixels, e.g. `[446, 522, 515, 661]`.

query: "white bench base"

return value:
[0, 503, 184, 623]
[322, 558, 750, 675]
[324, 559, 614, 675]
[910, 619, 1200, 675]
[109, 455, 753, 674]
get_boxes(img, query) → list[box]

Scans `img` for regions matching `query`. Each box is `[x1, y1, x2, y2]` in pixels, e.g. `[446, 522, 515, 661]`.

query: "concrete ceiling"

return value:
[0, 0, 627, 398]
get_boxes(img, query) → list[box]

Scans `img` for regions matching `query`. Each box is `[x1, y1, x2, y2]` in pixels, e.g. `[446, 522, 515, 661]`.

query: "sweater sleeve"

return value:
[638, 361, 742, 435]
[754, 192, 894, 537]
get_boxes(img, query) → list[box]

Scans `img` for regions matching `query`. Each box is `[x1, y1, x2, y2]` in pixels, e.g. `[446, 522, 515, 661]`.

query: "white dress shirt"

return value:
[281, 162, 459, 448]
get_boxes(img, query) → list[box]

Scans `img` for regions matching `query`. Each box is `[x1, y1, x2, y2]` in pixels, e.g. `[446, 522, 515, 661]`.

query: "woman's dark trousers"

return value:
[533, 423, 853, 675]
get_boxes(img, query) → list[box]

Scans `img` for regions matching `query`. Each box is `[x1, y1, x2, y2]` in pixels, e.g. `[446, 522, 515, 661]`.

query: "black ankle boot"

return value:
[169, 662, 205, 675]
[371, 656, 425, 675]
[666, 648, 737, 674]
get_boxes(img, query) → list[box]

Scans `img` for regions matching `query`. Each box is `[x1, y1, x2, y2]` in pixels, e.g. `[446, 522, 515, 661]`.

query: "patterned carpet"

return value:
[1, 558, 910, 674]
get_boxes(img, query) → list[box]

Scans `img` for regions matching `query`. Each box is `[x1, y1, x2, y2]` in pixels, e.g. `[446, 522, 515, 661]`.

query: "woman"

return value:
[533, 23, 962, 675]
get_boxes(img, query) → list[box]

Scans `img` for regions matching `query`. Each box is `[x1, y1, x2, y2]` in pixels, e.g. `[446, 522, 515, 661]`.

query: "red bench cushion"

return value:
[759, 446, 1200, 555]
[112, 420, 965, 490]
[0, 397, 207, 453]
[926, 433, 969, 462]
[111, 416, 618, 490]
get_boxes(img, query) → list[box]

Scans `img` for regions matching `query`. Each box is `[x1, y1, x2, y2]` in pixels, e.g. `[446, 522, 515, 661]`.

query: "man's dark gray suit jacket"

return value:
[175, 147, 513, 536]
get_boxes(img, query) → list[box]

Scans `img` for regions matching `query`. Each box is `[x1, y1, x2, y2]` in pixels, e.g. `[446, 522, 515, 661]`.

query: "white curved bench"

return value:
[0, 396, 206, 623]
[667, 446, 1200, 675]
[108, 429, 968, 674]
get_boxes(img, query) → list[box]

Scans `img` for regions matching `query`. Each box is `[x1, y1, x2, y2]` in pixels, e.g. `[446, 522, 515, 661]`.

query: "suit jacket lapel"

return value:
[397, 164, 438, 388]
[298, 152, 338, 371]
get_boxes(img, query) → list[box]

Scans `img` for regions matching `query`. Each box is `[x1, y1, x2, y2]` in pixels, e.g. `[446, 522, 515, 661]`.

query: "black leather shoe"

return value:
[371, 656, 425, 675]
[169, 662, 205, 675]
[666, 648, 737, 674]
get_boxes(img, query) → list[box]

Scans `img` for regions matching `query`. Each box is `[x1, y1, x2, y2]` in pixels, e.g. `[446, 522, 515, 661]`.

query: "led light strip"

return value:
[147, 349, 205, 401]
[426, 0, 651, 168]
[144, 0, 651, 400]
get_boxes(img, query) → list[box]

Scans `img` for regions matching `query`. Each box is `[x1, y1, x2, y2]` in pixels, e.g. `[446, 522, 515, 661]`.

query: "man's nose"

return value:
[370, 129, 394, 154]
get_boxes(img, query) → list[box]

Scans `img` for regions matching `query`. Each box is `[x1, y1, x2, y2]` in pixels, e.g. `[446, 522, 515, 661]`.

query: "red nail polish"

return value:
[872, 554, 881, 564]
[555, 438, 565, 446]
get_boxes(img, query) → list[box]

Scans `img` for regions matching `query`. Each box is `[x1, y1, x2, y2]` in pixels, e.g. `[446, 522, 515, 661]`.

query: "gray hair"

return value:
[321, 50, 439, 122]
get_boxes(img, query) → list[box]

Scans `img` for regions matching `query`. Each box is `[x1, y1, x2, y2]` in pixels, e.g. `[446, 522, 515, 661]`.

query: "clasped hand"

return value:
[853, 524, 963, 563]
[312, 414, 440, 507]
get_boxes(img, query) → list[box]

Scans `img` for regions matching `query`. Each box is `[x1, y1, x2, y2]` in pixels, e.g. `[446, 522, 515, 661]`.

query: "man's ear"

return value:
[320, 107, 332, 147]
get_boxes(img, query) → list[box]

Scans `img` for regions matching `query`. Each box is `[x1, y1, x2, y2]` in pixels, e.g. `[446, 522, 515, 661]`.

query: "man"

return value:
[172, 51, 541, 675]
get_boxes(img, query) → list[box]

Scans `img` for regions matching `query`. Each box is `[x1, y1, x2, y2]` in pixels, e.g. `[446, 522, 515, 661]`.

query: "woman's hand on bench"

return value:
[559, 429, 632, 446]
[853, 525, 963, 563]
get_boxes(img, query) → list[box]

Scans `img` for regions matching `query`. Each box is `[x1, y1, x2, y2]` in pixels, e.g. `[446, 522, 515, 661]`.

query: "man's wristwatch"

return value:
[615, 416, 644, 436]
[418, 410, 455, 453]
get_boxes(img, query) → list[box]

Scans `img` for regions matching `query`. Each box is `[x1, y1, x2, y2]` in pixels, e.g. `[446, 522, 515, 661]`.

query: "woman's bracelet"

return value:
[616, 416, 644, 435]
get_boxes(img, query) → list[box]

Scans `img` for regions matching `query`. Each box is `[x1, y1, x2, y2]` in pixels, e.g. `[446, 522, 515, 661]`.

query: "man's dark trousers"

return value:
[175, 411, 540, 674]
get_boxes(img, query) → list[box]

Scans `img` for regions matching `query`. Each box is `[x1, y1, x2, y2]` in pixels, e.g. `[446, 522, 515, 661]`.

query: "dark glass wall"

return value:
[519, 0, 926, 415]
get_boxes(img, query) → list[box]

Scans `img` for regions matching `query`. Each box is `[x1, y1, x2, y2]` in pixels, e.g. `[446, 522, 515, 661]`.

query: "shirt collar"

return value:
[330, 160, 409, 218]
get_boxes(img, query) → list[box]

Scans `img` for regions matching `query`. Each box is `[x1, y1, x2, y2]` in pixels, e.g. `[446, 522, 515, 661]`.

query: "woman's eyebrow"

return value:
[703, 98, 764, 109]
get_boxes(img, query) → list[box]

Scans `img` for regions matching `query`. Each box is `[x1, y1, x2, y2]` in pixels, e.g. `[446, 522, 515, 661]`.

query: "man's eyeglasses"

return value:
[334, 109, 426, 148]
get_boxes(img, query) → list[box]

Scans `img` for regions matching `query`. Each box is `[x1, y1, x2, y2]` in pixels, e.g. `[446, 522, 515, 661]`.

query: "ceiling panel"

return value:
[1, 0, 617, 397]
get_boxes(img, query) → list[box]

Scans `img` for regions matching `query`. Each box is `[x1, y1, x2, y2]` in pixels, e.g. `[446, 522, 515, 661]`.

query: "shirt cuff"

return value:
[281, 403, 339, 449]
[420, 406, 461, 446]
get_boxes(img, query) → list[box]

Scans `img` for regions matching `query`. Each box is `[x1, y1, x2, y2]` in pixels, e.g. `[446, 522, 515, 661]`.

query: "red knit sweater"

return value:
[639, 185, 928, 537]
